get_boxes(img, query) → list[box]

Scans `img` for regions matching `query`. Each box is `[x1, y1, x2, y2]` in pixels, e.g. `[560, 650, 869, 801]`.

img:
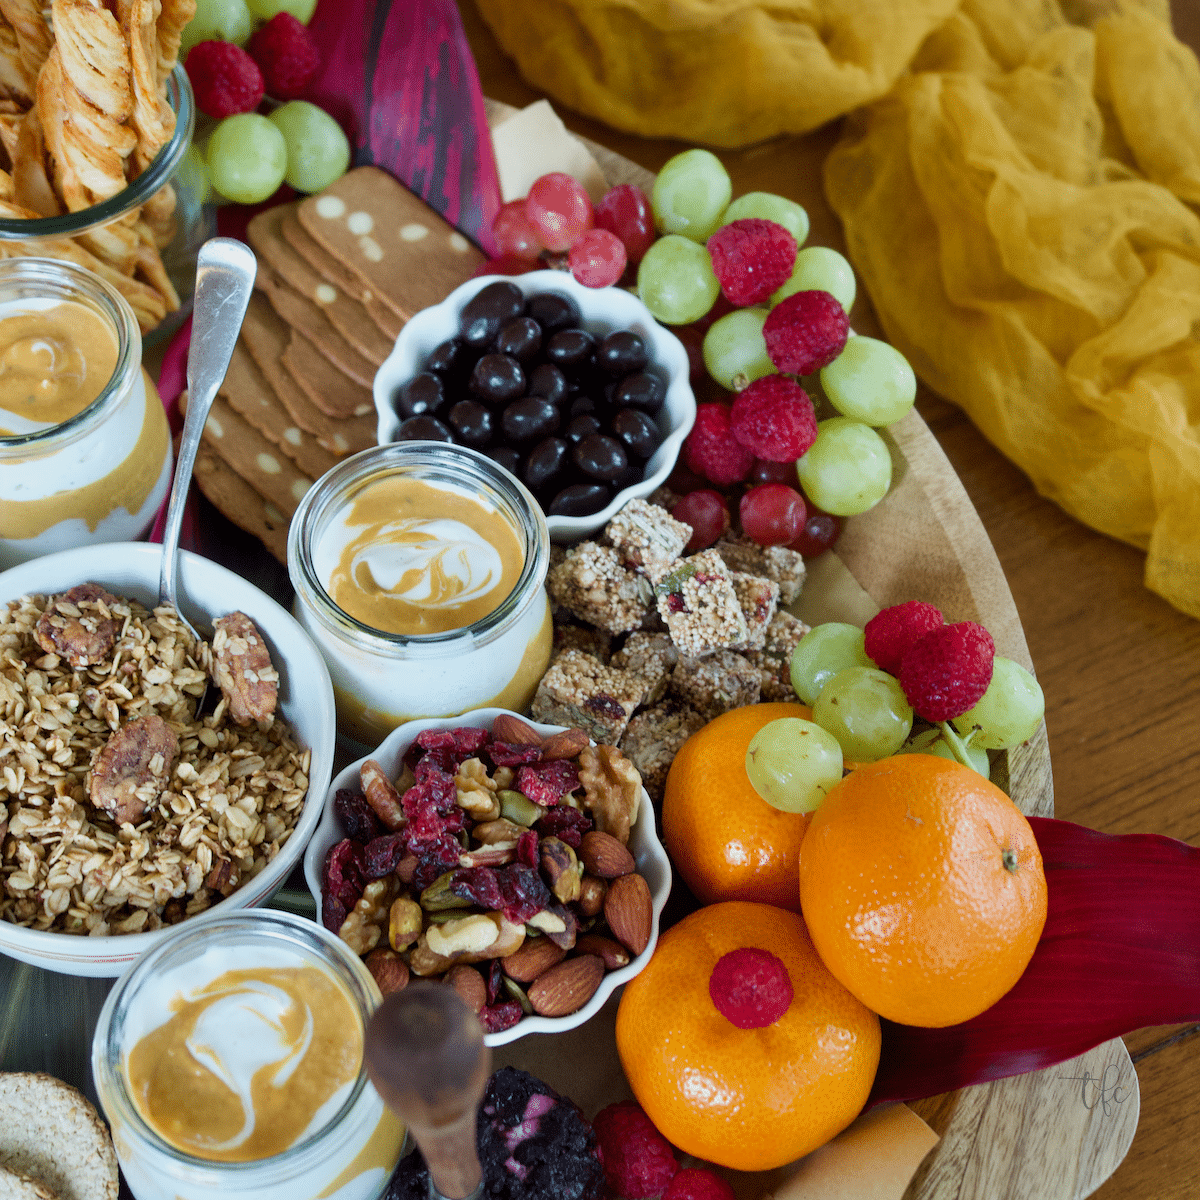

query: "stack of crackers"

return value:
[192, 166, 485, 563]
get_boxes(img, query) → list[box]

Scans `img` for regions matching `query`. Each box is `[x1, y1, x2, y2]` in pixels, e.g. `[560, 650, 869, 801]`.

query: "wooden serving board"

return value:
[487, 100, 1140, 1200]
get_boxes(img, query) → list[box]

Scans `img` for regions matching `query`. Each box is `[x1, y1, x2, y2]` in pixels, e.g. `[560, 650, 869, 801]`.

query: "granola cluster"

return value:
[322, 716, 652, 1033]
[0, 587, 308, 936]
[534, 496, 811, 799]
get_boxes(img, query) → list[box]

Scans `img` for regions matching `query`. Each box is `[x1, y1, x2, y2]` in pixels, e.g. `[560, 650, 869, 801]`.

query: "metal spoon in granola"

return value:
[158, 237, 257, 706]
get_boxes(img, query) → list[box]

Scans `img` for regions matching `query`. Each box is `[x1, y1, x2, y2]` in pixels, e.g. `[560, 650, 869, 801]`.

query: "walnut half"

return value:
[578, 744, 641, 845]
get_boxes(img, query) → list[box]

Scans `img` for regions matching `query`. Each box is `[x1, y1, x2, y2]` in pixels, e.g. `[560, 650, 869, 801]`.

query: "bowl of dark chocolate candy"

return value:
[372, 271, 695, 541]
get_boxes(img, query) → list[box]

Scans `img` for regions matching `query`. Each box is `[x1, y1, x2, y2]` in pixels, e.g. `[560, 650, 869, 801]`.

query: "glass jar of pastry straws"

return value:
[0, 65, 213, 343]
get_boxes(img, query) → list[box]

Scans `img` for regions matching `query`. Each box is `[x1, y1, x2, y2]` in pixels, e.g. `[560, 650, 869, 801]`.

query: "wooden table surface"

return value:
[460, 3, 1200, 1196]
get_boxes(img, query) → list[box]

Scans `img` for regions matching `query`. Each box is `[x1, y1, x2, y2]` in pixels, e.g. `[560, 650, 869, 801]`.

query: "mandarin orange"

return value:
[615, 900, 880, 1172]
[662, 703, 813, 909]
[799, 754, 1047, 1028]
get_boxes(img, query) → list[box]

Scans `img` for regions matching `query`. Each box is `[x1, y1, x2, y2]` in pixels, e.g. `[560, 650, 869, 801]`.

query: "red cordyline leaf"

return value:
[870, 816, 1200, 1105]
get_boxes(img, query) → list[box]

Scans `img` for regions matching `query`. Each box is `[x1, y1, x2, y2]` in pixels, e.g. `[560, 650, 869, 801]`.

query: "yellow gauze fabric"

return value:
[825, 0, 1200, 617]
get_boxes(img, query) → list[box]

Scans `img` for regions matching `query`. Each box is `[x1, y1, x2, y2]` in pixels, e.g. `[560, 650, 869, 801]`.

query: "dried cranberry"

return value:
[485, 958, 504, 1005]
[323, 839, 365, 914]
[517, 830, 539, 868]
[416, 729, 457, 751]
[412, 834, 467, 890]
[535, 806, 593, 848]
[333, 788, 385, 844]
[488, 742, 544, 769]
[450, 866, 505, 911]
[516, 760, 580, 807]
[363, 832, 408, 879]
[415, 745, 458, 777]
[496, 865, 551, 924]
[451, 727, 491, 757]
[480, 1001, 523, 1034]
[322, 895, 348, 934]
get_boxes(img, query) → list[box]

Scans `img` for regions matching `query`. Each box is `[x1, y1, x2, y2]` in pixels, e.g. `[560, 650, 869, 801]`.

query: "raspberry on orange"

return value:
[616, 901, 880, 1172]
[799, 755, 1047, 1027]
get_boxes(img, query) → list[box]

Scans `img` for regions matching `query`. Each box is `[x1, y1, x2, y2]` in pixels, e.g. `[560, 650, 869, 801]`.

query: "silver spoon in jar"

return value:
[157, 237, 257, 686]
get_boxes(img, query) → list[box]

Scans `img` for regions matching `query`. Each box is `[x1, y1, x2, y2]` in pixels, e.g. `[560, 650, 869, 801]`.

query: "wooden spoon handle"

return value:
[364, 982, 491, 1200]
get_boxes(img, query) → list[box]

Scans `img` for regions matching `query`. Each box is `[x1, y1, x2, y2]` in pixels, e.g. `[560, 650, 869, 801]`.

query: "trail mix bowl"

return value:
[373, 270, 696, 540]
[303, 707, 671, 1044]
[0, 542, 335, 977]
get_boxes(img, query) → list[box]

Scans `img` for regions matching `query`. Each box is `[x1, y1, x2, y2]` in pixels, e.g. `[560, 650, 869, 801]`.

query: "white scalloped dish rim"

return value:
[372, 270, 696, 542]
[302, 707, 671, 1046]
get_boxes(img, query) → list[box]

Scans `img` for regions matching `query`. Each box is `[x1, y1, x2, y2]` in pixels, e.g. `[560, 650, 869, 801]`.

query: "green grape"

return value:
[951, 656, 1045, 749]
[812, 667, 913, 762]
[720, 192, 809, 246]
[796, 417, 892, 516]
[702, 308, 772, 391]
[820, 336, 916, 427]
[180, 0, 253, 54]
[772, 246, 857, 312]
[637, 234, 720, 325]
[746, 718, 844, 813]
[900, 730, 991, 777]
[650, 149, 732, 243]
[207, 114, 287, 205]
[269, 101, 351, 194]
[789, 622, 871, 706]
[247, 0, 316, 21]
[176, 144, 211, 206]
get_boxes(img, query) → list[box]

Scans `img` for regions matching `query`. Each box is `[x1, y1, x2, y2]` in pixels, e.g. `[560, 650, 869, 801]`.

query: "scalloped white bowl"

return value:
[0, 542, 336, 976]
[303, 707, 671, 1045]
[372, 270, 696, 541]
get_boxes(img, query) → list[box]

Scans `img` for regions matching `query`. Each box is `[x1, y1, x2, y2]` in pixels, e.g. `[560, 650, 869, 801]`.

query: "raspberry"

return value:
[864, 600, 944, 675]
[662, 1168, 737, 1200]
[246, 12, 320, 99]
[708, 947, 793, 1029]
[729, 375, 817, 462]
[706, 218, 797, 306]
[899, 621, 996, 723]
[593, 1101, 678, 1199]
[763, 289, 850, 375]
[185, 41, 264, 119]
[683, 403, 753, 486]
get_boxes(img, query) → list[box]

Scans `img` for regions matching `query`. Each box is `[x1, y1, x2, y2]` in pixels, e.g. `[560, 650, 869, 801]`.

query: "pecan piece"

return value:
[578, 744, 642, 845]
[34, 583, 121, 667]
[205, 857, 239, 895]
[211, 611, 279, 725]
[89, 714, 179, 826]
[360, 759, 406, 830]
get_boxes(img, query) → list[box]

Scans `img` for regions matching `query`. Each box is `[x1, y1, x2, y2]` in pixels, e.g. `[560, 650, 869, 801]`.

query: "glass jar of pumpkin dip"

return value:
[288, 442, 553, 747]
[0, 258, 172, 570]
[92, 909, 406, 1200]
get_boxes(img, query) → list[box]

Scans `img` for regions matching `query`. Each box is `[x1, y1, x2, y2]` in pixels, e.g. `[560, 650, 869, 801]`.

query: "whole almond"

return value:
[501, 936, 568, 983]
[364, 947, 409, 996]
[604, 872, 653, 956]
[446, 964, 487, 1013]
[493, 713, 542, 745]
[575, 933, 631, 971]
[578, 830, 635, 879]
[526, 954, 605, 1017]
[578, 874, 607, 917]
[540, 728, 590, 760]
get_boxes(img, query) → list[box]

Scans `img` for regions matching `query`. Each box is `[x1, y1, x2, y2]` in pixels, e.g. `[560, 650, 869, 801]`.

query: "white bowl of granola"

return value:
[0, 542, 336, 976]
[303, 708, 671, 1044]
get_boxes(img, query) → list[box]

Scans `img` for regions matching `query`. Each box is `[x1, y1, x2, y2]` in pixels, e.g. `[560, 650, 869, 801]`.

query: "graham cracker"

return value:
[255, 263, 377, 391]
[239, 293, 376, 456]
[248, 205, 395, 366]
[193, 448, 292, 564]
[296, 166, 484, 321]
[280, 211, 405, 341]
[218, 342, 342, 481]
[182, 390, 315, 517]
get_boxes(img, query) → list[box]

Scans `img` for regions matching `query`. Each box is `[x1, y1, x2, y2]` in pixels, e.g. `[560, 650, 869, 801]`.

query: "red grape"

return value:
[525, 172, 593, 253]
[672, 489, 730, 552]
[492, 200, 544, 259]
[593, 183, 655, 264]
[471, 254, 541, 278]
[739, 484, 806, 546]
[568, 228, 627, 288]
[748, 458, 797, 487]
[787, 509, 843, 556]
[670, 324, 706, 387]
